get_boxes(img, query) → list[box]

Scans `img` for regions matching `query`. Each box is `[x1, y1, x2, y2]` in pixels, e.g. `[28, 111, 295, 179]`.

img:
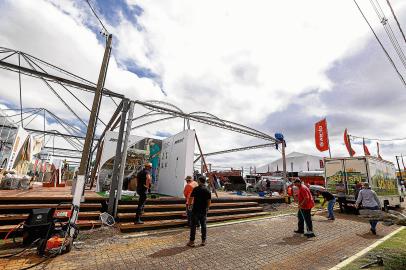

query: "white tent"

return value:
[257, 152, 324, 173]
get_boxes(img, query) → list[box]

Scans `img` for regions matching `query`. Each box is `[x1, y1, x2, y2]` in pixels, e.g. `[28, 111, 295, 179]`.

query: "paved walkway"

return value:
[0, 213, 399, 270]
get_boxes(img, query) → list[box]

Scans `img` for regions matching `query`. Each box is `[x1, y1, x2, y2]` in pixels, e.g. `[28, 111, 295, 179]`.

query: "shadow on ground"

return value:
[275, 235, 311, 246]
[148, 246, 190, 258]
[355, 232, 382, 240]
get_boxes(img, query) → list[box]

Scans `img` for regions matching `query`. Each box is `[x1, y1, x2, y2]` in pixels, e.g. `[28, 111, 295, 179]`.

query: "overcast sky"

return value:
[1, 0, 406, 169]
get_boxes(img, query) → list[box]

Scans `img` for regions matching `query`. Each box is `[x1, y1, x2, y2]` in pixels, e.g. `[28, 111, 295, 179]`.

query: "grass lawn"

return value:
[341, 227, 406, 270]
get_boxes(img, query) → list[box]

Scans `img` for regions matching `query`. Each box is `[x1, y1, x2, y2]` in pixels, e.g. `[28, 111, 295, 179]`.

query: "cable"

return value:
[350, 134, 406, 142]
[369, 0, 406, 70]
[85, 0, 109, 34]
[3, 223, 24, 242]
[19, 258, 50, 270]
[353, 0, 406, 88]
[386, 0, 406, 44]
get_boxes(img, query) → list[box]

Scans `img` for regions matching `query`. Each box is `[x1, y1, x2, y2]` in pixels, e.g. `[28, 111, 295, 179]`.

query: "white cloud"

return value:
[1, 0, 406, 168]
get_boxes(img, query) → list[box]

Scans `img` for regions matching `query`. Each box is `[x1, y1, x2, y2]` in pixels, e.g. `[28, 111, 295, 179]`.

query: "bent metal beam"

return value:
[0, 60, 123, 99]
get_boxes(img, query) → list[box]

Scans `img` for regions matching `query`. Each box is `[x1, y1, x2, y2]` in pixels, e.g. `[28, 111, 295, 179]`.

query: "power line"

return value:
[353, 0, 406, 88]
[369, 0, 406, 70]
[386, 0, 406, 44]
[350, 134, 406, 142]
[85, 0, 109, 34]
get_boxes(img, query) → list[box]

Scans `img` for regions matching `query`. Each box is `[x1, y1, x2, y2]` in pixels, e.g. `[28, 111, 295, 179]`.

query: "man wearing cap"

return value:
[134, 162, 152, 224]
[294, 179, 316, 238]
[183, 176, 198, 227]
[187, 176, 211, 247]
[355, 182, 381, 235]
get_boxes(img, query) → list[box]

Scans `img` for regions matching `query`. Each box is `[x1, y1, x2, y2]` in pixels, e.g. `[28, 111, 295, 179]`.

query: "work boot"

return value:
[304, 231, 316, 238]
[201, 240, 206, 246]
[134, 216, 144, 224]
[186, 241, 195, 247]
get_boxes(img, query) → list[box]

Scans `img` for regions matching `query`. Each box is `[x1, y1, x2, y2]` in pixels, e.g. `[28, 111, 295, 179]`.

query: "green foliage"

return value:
[342, 228, 406, 270]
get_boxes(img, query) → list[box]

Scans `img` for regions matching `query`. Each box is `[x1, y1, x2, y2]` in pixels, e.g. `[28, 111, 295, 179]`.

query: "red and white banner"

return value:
[344, 129, 355, 157]
[363, 138, 371, 156]
[315, 119, 329, 152]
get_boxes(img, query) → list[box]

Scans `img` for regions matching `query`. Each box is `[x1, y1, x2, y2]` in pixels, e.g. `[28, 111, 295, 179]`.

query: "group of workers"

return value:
[132, 162, 382, 244]
[293, 179, 382, 237]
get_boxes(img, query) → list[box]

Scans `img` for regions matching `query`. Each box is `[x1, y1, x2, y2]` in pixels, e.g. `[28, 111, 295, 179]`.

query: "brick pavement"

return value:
[0, 212, 398, 270]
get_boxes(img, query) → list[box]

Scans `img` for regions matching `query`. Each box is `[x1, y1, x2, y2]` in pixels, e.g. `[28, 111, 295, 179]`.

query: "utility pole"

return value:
[107, 99, 129, 215]
[396, 156, 404, 182]
[78, 34, 112, 178]
[70, 34, 112, 237]
[281, 141, 287, 179]
[281, 140, 287, 196]
[113, 101, 135, 217]
[18, 53, 23, 126]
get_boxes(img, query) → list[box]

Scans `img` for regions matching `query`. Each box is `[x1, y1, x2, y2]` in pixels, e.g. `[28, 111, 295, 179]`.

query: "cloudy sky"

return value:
[1, 0, 406, 170]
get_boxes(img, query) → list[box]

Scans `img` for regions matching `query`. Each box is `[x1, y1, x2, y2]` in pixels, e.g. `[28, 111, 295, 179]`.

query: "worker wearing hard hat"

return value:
[135, 162, 152, 224]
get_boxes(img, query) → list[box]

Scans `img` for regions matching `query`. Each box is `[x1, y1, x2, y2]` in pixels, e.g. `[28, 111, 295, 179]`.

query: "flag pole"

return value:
[325, 118, 332, 158]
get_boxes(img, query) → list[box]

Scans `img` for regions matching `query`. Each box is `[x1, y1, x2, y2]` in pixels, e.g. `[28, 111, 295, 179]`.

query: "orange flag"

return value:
[363, 138, 371, 156]
[315, 119, 329, 152]
[344, 129, 355, 157]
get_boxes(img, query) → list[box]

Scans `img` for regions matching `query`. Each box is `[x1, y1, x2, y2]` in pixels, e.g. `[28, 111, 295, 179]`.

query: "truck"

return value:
[324, 156, 403, 211]
[297, 171, 325, 186]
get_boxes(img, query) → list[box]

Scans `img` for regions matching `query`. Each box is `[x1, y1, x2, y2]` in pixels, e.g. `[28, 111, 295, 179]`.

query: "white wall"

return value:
[257, 152, 323, 173]
[157, 129, 195, 197]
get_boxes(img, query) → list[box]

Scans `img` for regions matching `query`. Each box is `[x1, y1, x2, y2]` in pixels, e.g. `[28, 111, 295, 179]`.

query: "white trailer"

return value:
[325, 156, 403, 210]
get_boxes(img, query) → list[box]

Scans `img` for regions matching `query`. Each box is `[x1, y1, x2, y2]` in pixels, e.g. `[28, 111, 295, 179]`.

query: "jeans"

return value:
[297, 209, 313, 232]
[186, 208, 192, 227]
[151, 167, 157, 184]
[364, 206, 379, 231]
[135, 190, 147, 219]
[190, 212, 207, 241]
[327, 198, 336, 219]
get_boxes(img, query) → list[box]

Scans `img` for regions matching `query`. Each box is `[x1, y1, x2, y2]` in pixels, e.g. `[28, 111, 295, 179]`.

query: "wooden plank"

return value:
[119, 212, 269, 231]
[0, 212, 102, 222]
[0, 220, 102, 233]
[118, 201, 258, 210]
[0, 203, 101, 210]
[117, 207, 264, 220]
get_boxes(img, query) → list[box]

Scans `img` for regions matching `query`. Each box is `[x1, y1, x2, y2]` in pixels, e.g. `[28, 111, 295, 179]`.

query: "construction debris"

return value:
[358, 209, 406, 226]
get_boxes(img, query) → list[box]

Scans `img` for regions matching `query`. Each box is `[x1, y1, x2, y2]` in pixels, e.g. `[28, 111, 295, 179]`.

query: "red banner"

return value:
[315, 119, 329, 152]
[344, 129, 355, 157]
[363, 138, 371, 156]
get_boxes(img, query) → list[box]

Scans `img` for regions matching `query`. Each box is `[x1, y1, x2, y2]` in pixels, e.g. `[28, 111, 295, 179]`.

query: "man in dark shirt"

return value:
[319, 189, 336, 220]
[134, 162, 152, 224]
[187, 176, 211, 247]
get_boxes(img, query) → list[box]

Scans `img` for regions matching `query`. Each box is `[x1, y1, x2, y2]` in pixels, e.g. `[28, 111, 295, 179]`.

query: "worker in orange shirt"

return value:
[184, 176, 198, 227]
